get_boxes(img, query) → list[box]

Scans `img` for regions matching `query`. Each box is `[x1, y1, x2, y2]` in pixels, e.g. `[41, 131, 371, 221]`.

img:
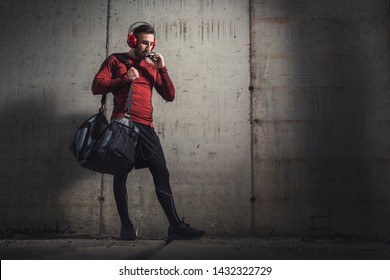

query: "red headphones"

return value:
[127, 21, 156, 51]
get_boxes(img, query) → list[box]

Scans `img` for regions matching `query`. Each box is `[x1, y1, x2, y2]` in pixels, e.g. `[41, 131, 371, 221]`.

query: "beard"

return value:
[134, 47, 147, 59]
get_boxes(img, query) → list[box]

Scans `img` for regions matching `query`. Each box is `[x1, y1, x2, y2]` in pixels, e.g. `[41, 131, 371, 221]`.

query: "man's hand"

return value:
[150, 53, 165, 68]
[127, 67, 139, 81]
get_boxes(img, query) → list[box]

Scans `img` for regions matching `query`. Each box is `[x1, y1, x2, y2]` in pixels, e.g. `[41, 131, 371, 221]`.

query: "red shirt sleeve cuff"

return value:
[158, 66, 168, 73]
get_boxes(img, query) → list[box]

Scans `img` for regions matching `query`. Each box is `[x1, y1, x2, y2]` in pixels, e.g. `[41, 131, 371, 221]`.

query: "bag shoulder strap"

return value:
[112, 53, 131, 70]
[100, 53, 133, 117]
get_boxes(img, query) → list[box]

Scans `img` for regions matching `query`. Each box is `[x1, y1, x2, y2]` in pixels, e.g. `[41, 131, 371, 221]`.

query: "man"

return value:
[91, 22, 205, 241]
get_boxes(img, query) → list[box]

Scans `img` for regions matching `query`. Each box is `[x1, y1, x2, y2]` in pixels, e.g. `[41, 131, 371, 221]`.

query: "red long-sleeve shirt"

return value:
[92, 53, 175, 127]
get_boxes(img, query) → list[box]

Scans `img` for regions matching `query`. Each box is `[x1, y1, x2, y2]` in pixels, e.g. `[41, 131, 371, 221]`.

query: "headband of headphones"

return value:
[127, 21, 156, 50]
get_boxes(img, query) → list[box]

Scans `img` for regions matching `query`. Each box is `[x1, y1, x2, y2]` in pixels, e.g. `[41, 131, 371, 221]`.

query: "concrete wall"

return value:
[251, 0, 390, 237]
[0, 0, 389, 239]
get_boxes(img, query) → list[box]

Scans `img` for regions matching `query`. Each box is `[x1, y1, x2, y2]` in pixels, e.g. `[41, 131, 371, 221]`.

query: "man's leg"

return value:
[113, 173, 136, 240]
[148, 162, 181, 226]
[148, 162, 205, 240]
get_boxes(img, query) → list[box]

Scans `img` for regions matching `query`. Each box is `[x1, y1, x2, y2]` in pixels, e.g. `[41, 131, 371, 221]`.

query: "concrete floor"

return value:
[1, 237, 390, 260]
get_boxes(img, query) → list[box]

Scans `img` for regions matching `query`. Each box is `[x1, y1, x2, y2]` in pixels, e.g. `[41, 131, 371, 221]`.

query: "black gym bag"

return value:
[69, 53, 139, 176]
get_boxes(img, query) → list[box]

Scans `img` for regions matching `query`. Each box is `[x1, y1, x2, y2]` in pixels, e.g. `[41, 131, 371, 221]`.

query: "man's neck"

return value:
[126, 49, 142, 61]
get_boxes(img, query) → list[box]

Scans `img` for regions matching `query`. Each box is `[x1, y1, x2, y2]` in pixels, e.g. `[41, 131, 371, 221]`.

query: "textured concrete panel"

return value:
[0, 0, 107, 236]
[251, 0, 390, 237]
[103, 0, 251, 237]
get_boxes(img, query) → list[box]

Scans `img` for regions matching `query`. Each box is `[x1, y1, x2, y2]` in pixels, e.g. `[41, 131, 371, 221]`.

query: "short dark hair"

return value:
[133, 24, 155, 39]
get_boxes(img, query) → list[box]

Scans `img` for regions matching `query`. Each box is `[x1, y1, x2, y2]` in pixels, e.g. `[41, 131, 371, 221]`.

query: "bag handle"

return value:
[100, 53, 133, 118]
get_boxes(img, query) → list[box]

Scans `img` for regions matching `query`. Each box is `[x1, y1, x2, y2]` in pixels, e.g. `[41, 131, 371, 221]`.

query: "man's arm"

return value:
[155, 66, 175, 102]
[91, 55, 132, 95]
[148, 52, 175, 102]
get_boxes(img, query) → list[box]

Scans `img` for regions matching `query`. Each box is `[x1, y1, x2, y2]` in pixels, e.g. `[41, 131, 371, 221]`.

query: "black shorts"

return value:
[133, 122, 166, 169]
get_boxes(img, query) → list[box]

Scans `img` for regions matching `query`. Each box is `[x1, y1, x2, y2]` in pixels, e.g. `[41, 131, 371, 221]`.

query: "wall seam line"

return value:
[99, 0, 112, 237]
[249, 0, 255, 237]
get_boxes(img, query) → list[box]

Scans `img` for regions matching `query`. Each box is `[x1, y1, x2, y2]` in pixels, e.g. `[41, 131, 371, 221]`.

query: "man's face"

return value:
[134, 33, 155, 59]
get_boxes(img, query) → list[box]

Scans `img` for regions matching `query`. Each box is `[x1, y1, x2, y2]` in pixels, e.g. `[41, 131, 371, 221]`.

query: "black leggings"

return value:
[113, 162, 181, 227]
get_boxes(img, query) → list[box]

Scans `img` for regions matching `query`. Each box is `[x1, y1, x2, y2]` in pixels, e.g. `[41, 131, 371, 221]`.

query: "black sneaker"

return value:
[120, 223, 136, 241]
[168, 220, 205, 240]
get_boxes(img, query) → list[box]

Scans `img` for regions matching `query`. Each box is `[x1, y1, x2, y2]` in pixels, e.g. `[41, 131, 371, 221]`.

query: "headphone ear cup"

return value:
[127, 34, 137, 48]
